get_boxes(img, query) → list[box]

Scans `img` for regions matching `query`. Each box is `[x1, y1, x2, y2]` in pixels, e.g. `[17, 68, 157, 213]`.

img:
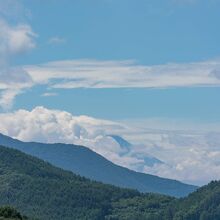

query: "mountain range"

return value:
[0, 133, 196, 197]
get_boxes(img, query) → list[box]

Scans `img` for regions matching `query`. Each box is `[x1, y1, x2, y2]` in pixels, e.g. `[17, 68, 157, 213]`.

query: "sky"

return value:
[0, 0, 220, 185]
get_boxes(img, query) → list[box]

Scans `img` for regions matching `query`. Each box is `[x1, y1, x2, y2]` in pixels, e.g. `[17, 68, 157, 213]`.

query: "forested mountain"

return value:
[0, 145, 220, 220]
[171, 180, 220, 220]
[107, 180, 220, 220]
[0, 145, 143, 220]
[0, 133, 196, 197]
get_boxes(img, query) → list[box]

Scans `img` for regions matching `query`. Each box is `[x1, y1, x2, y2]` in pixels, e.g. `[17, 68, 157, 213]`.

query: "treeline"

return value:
[0, 206, 27, 220]
[105, 181, 220, 220]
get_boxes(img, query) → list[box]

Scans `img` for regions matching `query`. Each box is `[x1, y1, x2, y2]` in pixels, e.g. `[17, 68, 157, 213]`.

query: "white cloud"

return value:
[24, 59, 220, 90]
[1, 106, 220, 185]
[2, 57, 220, 109]
[0, 66, 33, 110]
[0, 106, 123, 143]
[118, 122, 220, 185]
[0, 19, 36, 55]
[0, 89, 21, 110]
[0, 1, 36, 110]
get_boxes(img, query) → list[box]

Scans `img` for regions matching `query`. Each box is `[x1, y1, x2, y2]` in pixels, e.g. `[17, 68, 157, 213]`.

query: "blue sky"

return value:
[14, 87, 220, 122]
[18, 0, 220, 65]
[1, 0, 220, 123]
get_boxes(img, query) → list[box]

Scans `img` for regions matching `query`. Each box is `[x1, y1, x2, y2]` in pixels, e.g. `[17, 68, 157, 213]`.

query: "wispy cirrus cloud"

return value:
[2, 58, 220, 110]
[25, 58, 220, 90]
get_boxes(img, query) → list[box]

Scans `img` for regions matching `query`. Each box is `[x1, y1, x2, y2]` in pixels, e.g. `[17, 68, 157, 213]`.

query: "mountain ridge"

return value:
[0, 144, 143, 220]
[0, 133, 197, 197]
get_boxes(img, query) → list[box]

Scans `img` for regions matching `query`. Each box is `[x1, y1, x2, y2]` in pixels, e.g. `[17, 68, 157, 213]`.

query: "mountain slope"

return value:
[105, 181, 220, 220]
[0, 145, 219, 220]
[0, 145, 143, 220]
[172, 180, 220, 220]
[0, 133, 197, 197]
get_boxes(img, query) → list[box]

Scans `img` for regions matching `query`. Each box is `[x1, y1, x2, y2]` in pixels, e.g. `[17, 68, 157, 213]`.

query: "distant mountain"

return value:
[109, 135, 164, 167]
[109, 135, 132, 148]
[0, 133, 197, 197]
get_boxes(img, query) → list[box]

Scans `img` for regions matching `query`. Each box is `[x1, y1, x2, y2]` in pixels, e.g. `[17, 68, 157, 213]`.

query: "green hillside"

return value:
[105, 181, 220, 220]
[0, 145, 174, 220]
[172, 180, 220, 220]
[0, 145, 220, 220]
[0, 206, 27, 220]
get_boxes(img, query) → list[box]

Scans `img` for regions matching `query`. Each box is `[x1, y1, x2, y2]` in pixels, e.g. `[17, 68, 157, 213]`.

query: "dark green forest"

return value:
[105, 181, 220, 220]
[0, 206, 27, 220]
[0, 145, 220, 220]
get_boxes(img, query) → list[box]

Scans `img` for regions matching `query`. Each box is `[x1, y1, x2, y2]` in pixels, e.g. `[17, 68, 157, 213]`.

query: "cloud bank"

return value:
[1, 106, 220, 185]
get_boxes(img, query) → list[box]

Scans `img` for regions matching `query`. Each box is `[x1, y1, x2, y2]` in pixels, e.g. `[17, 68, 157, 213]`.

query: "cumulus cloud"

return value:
[0, 106, 220, 185]
[0, 106, 133, 167]
[0, 106, 123, 144]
